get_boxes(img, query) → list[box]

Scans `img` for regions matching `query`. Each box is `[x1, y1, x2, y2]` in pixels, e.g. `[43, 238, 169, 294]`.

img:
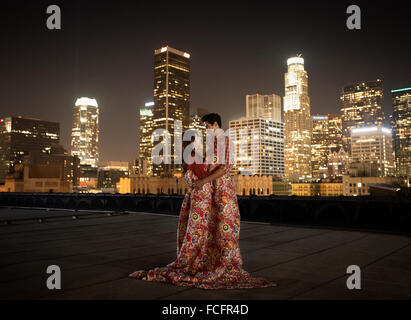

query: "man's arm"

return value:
[201, 167, 225, 184]
[194, 136, 232, 189]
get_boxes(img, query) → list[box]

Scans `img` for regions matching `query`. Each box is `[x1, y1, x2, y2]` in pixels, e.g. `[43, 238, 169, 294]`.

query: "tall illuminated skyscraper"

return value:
[311, 115, 329, 180]
[138, 102, 155, 176]
[70, 97, 99, 167]
[340, 80, 384, 154]
[246, 94, 282, 122]
[152, 46, 190, 177]
[283, 55, 312, 182]
[392, 87, 411, 178]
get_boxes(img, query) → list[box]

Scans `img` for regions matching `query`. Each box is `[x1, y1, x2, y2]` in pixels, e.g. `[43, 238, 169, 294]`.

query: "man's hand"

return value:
[194, 179, 205, 189]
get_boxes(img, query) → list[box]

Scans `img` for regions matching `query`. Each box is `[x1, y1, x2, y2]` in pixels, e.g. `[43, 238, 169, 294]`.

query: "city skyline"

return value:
[1, 1, 410, 162]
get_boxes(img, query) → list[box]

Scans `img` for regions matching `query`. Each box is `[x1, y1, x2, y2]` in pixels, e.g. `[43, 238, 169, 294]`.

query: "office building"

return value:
[283, 55, 312, 182]
[152, 46, 191, 177]
[392, 87, 411, 178]
[139, 102, 155, 176]
[340, 80, 384, 154]
[328, 114, 343, 153]
[0, 116, 59, 183]
[23, 144, 80, 187]
[229, 118, 284, 177]
[97, 161, 130, 192]
[71, 97, 99, 167]
[350, 126, 395, 177]
[327, 147, 349, 178]
[311, 116, 329, 180]
[78, 164, 98, 190]
[342, 175, 398, 196]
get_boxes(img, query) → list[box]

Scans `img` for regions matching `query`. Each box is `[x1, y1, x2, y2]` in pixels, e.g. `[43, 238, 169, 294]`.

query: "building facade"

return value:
[311, 114, 344, 180]
[340, 80, 384, 154]
[229, 118, 284, 177]
[350, 126, 395, 177]
[71, 97, 99, 167]
[291, 182, 343, 197]
[78, 164, 98, 190]
[0, 116, 59, 183]
[392, 87, 411, 178]
[311, 116, 329, 180]
[139, 102, 155, 176]
[246, 94, 282, 122]
[327, 147, 349, 178]
[2, 163, 72, 193]
[97, 161, 130, 192]
[342, 175, 398, 196]
[328, 114, 343, 153]
[152, 46, 191, 177]
[272, 181, 292, 196]
[233, 175, 273, 196]
[23, 144, 80, 187]
[118, 175, 187, 195]
[283, 56, 312, 182]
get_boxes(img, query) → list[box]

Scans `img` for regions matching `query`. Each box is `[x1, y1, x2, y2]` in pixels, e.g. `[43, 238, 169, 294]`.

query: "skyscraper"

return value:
[311, 114, 344, 180]
[327, 114, 343, 153]
[246, 94, 282, 122]
[340, 80, 384, 154]
[229, 118, 284, 177]
[0, 116, 60, 183]
[139, 101, 155, 176]
[392, 87, 411, 178]
[283, 55, 312, 182]
[152, 46, 190, 177]
[350, 126, 394, 177]
[70, 97, 99, 167]
[311, 115, 329, 180]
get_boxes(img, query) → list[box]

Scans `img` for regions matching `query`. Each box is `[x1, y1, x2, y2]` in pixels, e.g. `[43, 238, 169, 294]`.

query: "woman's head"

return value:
[201, 113, 221, 129]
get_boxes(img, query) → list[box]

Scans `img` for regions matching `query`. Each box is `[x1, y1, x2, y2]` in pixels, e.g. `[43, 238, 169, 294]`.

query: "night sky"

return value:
[1, 0, 410, 162]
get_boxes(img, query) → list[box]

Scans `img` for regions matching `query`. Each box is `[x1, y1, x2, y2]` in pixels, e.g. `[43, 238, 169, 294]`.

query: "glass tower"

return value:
[70, 97, 99, 167]
[152, 46, 190, 177]
[138, 102, 155, 176]
[283, 55, 312, 182]
[229, 118, 284, 177]
[350, 126, 394, 177]
[311, 116, 329, 180]
[392, 87, 411, 178]
[340, 80, 384, 154]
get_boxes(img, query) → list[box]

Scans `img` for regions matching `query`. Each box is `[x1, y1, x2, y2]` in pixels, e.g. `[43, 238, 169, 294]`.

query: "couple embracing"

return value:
[129, 113, 277, 290]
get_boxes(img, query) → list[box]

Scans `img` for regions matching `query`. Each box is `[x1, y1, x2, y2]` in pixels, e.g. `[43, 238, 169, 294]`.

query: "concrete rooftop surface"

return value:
[0, 208, 410, 300]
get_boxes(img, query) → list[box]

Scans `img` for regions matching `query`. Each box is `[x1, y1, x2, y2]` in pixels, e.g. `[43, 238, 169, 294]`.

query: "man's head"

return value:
[201, 113, 221, 129]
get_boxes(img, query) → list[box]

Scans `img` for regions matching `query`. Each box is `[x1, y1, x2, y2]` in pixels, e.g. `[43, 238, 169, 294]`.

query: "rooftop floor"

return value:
[0, 208, 410, 300]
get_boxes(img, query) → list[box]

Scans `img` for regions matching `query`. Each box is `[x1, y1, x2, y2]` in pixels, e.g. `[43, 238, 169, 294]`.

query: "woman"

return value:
[129, 120, 277, 289]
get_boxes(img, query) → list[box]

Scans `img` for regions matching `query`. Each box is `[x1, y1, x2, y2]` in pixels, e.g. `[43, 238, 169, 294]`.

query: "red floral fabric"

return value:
[129, 134, 277, 289]
[187, 151, 207, 179]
